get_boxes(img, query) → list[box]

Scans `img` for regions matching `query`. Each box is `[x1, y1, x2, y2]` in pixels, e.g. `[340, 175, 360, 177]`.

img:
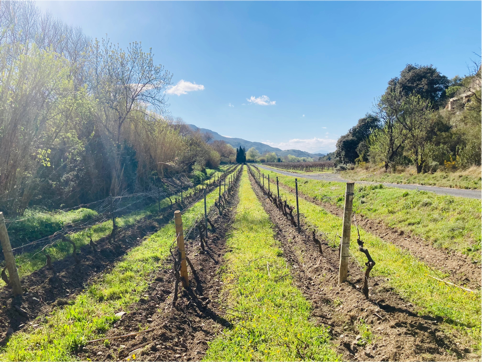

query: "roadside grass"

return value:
[260, 164, 333, 174]
[204, 170, 340, 362]
[341, 166, 481, 190]
[271, 182, 481, 348]
[0, 182, 223, 361]
[5, 170, 227, 282]
[259, 168, 481, 261]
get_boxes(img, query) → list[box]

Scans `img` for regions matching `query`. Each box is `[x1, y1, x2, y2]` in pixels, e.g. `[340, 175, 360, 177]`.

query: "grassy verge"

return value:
[7, 169, 227, 281]
[0, 182, 223, 361]
[258, 168, 481, 260]
[260, 164, 332, 174]
[268, 179, 481, 348]
[341, 167, 481, 190]
[204, 170, 340, 361]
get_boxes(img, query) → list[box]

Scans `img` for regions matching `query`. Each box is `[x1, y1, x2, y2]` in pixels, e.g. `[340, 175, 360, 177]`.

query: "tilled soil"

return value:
[0, 177, 232, 346]
[78, 173, 241, 361]
[276, 181, 481, 290]
[249, 171, 475, 361]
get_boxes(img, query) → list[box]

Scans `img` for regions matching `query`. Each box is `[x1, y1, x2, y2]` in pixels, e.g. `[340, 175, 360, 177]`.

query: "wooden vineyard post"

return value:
[268, 175, 270, 193]
[204, 188, 208, 239]
[174, 211, 189, 288]
[158, 187, 162, 213]
[295, 178, 300, 232]
[276, 177, 280, 199]
[219, 181, 221, 197]
[262, 174, 265, 189]
[0, 213, 22, 295]
[339, 182, 355, 284]
[110, 195, 116, 243]
[180, 178, 183, 204]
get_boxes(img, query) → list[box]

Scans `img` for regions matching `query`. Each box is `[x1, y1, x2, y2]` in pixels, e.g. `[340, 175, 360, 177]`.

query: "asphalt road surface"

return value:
[258, 165, 481, 200]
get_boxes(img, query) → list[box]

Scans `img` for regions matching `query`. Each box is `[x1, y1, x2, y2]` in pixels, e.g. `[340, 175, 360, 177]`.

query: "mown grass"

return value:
[259, 168, 481, 261]
[261, 164, 332, 174]
[0, 183, 223, 361]
[204, 170, 340, 362]
[5, 169, 227, 282]
[270, 182, 481, 348]
[341, 167, 481, 190]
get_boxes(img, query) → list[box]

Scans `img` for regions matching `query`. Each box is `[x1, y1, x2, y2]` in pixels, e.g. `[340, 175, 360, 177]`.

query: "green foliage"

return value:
[335, 115, 380, 165]
[204, 171, 339, 361]
[236, 146, 247, 163]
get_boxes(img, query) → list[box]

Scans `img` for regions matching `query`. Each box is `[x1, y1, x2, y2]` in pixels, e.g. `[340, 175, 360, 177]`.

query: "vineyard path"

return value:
[258, 165, 481, 199]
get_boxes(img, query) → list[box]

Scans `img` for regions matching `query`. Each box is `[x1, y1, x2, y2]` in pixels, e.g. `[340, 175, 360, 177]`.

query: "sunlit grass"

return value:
[342, 167, 481, 190]
[259, 168, 481, 261]
[268, 179, 481, 348]
[204, 170, 340, 362]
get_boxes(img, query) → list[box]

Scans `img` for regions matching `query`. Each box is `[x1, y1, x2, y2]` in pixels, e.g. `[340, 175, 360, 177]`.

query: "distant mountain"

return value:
[188, 124, 324, 159]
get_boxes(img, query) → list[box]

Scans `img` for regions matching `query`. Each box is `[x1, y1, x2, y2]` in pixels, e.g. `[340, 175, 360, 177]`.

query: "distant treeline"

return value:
[0, 1, 234, 215]
[264, 162, 335, 171]
[335, 63, 481, 173]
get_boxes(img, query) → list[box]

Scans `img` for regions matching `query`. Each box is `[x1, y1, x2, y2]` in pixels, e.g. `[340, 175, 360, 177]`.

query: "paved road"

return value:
[258, 165, 481, 200]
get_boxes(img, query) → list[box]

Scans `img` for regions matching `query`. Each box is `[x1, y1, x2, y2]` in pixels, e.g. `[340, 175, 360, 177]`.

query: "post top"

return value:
[174, 210, 181, 215]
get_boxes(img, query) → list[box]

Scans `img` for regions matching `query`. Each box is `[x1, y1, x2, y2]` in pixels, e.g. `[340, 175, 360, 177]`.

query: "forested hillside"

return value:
[0, 2, 222, 216]
[335, 63, 481, 173]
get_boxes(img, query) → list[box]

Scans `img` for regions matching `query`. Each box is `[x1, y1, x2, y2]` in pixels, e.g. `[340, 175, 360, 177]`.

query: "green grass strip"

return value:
[204, 170, 340, 361]
[341, 169, 481, 190]
[263, 174, 481, 345]
[258, 168, 481, 260]
[0, 184, 223, 361]
[10, 170, 226, 281]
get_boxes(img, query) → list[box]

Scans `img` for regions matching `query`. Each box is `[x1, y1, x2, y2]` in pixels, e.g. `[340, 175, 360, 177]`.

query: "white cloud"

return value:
[222, 135, 232, 138]
[166, 80, 205, 96]
[262, 137, 337, 153]
[247, 95, 276, 106]
[322, 127, 327, 129]
[228, 103, 234, 107]
[302, 114, 305, 117]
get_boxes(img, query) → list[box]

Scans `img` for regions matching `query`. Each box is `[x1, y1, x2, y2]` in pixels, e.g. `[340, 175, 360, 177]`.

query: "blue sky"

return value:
[36, 1, 481, 154]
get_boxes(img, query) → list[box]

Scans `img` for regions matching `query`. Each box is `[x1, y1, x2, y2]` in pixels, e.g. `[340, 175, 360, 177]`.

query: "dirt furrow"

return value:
[79, 170, 242, 361]
[249, 170, 473, 361]
[0, 175, 234, 345]
[276, 181, 480, 289]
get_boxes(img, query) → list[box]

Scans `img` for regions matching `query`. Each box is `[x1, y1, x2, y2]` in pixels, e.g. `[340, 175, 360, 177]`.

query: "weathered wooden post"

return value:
[110, 195, 116, 243]
[174, 211, 189, 288]
[219, 181, 221, 197]
[0, 213, 22, 295]
[276, 177, 280, 198]
[339, 182, 355, 284]
[295, 178, 300, 232]
[262, 174, 265, 189]
[268, 175, 270, 193]
[180, 178, 183, 204]
[204, 188, 208, 238]
[157, 187, 161, 213]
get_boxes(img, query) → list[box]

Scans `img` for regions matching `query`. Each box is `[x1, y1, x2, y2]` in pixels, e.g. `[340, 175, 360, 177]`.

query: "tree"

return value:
[384, 64, 449, 109]
[236, 147, 246, 163]
[246, 147, 260, 161]
[335, 115, 380, 165]
[265, 152, 277, 162]
[211, 140, 235, 162]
